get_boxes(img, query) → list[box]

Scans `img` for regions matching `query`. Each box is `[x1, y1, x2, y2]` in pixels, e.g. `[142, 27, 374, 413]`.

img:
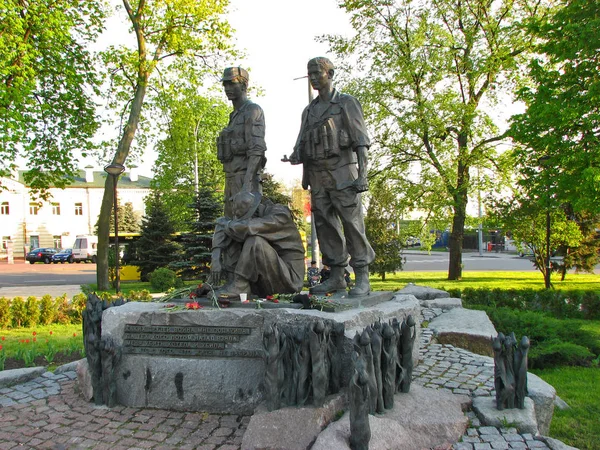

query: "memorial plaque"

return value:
[123, 324, 261, 359]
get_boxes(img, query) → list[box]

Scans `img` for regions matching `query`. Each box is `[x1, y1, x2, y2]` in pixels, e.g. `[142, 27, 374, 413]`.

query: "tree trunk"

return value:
[448, 149, 469, 281]
[96, 80, 148, 290]
[448, 197, 467, 280]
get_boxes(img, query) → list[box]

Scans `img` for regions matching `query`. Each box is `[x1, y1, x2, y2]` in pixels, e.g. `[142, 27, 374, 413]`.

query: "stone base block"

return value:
[428, 308, 497, 356]
[473, 396, 538, 435]
[312, 385, 470, 450]
[241, 393, 346, 450]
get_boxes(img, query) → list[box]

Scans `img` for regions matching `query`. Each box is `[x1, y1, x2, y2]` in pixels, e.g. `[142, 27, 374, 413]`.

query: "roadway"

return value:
[0, 250, 597, 289]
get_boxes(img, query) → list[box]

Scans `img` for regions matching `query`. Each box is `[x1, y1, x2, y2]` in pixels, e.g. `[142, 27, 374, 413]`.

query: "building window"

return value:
[2, 236, 9, 250]
[0, 202, 8, 215]
[29, 202, 39, 215]
[30, 236, 39, 249]
[74, 203, 83, 216]
[52, 202, 61, 215]
[53, 236, 62, 249]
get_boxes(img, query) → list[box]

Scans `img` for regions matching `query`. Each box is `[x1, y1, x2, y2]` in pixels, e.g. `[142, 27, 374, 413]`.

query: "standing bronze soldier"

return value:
[218, 67, 267, 218]
[289, 57, 375, 296]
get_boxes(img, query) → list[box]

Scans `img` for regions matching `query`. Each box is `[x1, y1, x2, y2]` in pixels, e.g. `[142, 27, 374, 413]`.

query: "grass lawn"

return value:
[0, 324, 83, 364]
[532, 367, 600, 450]
[369, 271, 600, 292]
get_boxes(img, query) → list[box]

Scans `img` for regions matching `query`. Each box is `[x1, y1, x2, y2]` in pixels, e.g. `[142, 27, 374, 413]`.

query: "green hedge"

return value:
[0, 289, 153, 330]
[447, 287, 600, 320]
[471, 306, 600, 369]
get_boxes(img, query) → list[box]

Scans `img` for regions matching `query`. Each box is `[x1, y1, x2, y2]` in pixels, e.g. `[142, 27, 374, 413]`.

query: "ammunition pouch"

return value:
[301, 118, 351, 161]
[217, 129, 233, 162]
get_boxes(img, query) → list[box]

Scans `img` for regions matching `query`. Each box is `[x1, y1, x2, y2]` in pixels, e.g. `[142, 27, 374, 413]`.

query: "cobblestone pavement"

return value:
[0, 375, 248, 449]
[0, 306, 564, 449]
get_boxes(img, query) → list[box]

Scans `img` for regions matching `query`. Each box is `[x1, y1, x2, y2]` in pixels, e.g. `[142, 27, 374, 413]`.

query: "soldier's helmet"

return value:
[221, 67, 249, 84]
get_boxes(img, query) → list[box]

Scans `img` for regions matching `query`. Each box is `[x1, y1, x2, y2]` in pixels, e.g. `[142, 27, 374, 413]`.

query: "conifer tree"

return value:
[136, 193, 181, 281]
[169, 183, 223, 281]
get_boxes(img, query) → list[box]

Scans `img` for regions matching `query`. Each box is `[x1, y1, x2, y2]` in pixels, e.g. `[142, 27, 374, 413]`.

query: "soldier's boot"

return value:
[349, 266, 371, 296]
[215, 270, 235, 291]
[218, 272, 251, 297]
[310, 265, 347, 294]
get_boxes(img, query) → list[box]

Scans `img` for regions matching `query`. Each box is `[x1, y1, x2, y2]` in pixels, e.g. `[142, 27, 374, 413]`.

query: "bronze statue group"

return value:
[209, 57, 374, 301]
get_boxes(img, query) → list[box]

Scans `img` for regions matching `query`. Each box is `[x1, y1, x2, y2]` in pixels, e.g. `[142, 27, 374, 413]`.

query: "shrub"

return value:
[127, 289, 153, 302]
[55, 294, 71, 324]
[149, 267, 181, 292]
[70, 293, 87, 324]
[455, 288, 600, 321]
[39, 294, 58, 325]
[10, 297, 27, 328]
[0, 297, 10, 329]
[24, 296, 39, 327]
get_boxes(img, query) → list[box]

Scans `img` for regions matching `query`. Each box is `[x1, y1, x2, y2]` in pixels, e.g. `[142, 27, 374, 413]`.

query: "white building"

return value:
[0, 167, 151, 259]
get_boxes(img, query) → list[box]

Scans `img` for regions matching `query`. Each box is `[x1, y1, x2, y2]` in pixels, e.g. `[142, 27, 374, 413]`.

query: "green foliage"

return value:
[149, 268, 181, 292]
[54, 294, 71, 325]
[126, 289, 153, 302]
[169, 183, 223, 281]
[151, 91, 228, 230]
[136, 192, 182, 281]
[510, 0, 600, 216]
[39, 294, 58, 326]
[324, 0, 549, 279]
[23, 296, 39, 328]
[0, 297, 11, 329]
[70, 294, 88, 324]
[0, 0, 105, 197]
[365, 178, 405, 280]
[485, 308, 599, 369]
[10, 297, 26, 328]
[95, 201, 141, 235]
[455, 287, 600, 321]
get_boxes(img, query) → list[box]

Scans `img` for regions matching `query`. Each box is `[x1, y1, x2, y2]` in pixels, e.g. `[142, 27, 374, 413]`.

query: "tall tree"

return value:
[324, 0, 549, 280]
[151, 89, 229, 230]
[0, 0, 105, 196]
[491, 194, 583, 287]
[364, 179, 405, 281]
[169, 182, 223, 280]
[510, 0, 600, 215]
[96, 0, 235, 290]
[136, 192, 181, 281]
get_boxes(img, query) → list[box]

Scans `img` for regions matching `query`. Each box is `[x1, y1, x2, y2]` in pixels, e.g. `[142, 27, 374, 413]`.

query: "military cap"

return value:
[221, 67, 249, 83]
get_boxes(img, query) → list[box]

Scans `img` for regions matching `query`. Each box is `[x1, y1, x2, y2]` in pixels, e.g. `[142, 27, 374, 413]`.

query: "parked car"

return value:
[26, 248, 58, 264]
[72, 235, 98, 263]
[52, 248, 74, 264]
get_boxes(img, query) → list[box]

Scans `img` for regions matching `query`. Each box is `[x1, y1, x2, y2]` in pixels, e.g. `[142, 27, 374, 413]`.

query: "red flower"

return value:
[32, 331, 37, 336]
[273, 298, 279, 303]
[0, 345, 3, 351]
[189, 292, 197, 299]
[197, 283, 203, 289]
[185, 301, 201, 310]
[25, 339, 30, 344]
[266, 295, 274, 300]
[33, 337, 37, 342]
[49, 331, 53, 336]
[1, 336, 4, 341]
[73, 333, 77, 337]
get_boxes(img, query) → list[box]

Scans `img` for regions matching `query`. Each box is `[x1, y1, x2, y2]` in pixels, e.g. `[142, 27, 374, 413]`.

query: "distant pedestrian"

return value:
[307, 261, 320, 287]
[320, 265, 331, 284]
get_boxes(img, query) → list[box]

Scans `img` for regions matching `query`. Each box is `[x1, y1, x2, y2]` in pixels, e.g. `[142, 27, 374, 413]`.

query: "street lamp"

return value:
[104, 163, 125, 293]
[538, 156, 551, 289]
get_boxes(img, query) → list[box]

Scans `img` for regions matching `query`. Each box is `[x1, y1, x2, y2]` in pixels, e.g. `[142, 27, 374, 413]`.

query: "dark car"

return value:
[52, 248, 74, 264]
[26, 248, 58, 264]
